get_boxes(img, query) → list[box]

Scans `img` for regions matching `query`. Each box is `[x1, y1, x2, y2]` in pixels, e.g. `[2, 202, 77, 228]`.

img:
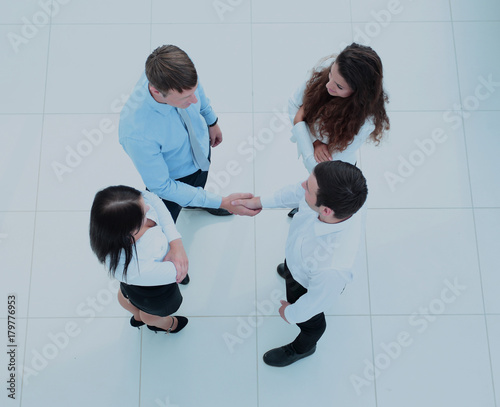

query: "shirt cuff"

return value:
[204, 191, 223, 209]
[164, 225, 182, 242]
[260, 195, 277, 208]
[203, 110, 218, 128]
[284, 304, 298, 324]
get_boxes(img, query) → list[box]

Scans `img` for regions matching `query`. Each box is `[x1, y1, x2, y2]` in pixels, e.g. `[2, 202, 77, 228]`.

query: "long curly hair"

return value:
[303, 43, 390, 154]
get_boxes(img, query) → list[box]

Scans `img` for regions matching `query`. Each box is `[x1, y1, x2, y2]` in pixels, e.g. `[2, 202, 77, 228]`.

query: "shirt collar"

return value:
[140, 72, 176, 115]
[312, 210, 357, 236]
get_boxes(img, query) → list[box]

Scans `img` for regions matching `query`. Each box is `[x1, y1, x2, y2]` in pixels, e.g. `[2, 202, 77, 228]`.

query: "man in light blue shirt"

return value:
[119, 45, 258, 224]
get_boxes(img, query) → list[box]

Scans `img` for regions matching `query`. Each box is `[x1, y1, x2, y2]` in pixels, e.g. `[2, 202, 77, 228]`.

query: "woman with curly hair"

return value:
[287, 43, 389, 217]
[290, 42, 390, 171]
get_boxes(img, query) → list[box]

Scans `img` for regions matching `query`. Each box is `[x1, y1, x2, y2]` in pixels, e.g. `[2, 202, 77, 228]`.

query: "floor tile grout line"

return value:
[2, 19, 499, 26]
[450, 3, 498, 405]
[352, 9, 379, 404]
[137, 4, 154, 407]
[19, 0, 56, 404]
[3, 207, 500, 218]
[9, 313, 498, 320]
[3, 108, 500, 115]
[249, 4, 262, 406]
[4, 107, 500, 114]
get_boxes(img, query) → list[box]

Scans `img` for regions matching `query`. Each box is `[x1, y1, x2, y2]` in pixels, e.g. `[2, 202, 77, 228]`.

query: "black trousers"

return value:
[160, 169, 208, 223]
[284, 261, 327, 354]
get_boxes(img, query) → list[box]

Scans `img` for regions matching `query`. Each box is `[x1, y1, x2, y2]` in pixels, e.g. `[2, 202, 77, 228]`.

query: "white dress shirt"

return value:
[111, 190, 182, 286]
[288, 59, 375, 173]
[261, 183, 364, 324]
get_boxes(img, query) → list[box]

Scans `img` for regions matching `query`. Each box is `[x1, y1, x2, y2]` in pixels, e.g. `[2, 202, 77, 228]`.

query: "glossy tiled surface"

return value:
[1, 1, 499, 406]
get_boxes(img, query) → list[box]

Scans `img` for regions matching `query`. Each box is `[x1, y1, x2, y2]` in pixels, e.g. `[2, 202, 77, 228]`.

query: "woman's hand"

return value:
[293, 105, 305, 125]
[163, 239, 189, 283]
[313, 140, 331, 163]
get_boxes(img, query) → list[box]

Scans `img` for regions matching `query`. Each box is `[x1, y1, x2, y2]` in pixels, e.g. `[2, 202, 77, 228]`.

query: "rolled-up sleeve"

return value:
[288, 82, 318, 174]
[198, 82, 217, 126]
[143, 191, 182, 242]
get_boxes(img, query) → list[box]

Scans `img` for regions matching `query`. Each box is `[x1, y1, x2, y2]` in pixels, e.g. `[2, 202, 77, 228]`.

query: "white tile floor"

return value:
[1, 1, 499, 406]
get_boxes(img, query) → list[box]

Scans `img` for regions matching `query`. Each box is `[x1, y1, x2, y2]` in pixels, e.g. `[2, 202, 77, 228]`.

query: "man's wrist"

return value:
[208, 117, 218, 127]
[169, 238, 182, 247]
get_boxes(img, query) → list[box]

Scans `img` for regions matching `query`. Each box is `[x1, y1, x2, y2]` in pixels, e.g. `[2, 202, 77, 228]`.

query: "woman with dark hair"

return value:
[290, 42, 390, 172]
[89, 186, 188, 334]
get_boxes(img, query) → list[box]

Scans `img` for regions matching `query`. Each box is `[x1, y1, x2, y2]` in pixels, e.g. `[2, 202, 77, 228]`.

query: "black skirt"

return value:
[120, 282, 182, 317]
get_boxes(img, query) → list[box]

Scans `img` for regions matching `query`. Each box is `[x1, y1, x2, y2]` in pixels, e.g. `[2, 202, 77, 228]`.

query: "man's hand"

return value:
[163, 238, 189, 283]
[209, 123, 223, 147]
[293, 105, 305, 125]
[313, 140, 331, 163]
[279, 300, 290, 323]
[231, 196, 262, 211]
[221, 193, 262, 216]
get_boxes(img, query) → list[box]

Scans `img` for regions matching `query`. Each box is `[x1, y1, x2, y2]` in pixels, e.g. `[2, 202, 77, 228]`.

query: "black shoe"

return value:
[203, 207, 233, 216]
[130, 316, 145, 329]
[179, 274, 190, 285]
[288, 208, 298, 218]
[277, 263, 287, 279]
[263, 344, 316, 367]
[147, 316, 189, 334]
[184, 207, 232, 216]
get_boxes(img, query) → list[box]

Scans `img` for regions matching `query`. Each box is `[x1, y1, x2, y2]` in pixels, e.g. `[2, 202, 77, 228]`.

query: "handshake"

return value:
[220, 193, 263, 217]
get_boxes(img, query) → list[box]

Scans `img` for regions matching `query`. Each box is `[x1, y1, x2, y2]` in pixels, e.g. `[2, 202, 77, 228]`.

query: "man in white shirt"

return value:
[233, 160, 367, 367]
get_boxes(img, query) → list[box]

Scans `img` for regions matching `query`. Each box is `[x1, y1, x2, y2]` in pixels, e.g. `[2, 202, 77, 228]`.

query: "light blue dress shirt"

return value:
[119, 73, 221, 208]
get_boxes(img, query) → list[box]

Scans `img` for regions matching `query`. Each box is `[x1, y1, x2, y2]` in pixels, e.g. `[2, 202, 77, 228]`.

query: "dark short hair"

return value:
[145, 44, 198, 95]
[313, 161, 368, 219]
[89, 185, 144, 279]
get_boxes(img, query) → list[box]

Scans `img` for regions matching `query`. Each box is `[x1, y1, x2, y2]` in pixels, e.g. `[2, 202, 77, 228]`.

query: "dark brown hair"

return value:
[303, 43, 390, 154]
[145, 45, 198, 95]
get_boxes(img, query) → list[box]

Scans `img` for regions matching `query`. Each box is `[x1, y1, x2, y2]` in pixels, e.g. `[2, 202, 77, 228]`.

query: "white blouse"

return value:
[110, 190, 182, 286]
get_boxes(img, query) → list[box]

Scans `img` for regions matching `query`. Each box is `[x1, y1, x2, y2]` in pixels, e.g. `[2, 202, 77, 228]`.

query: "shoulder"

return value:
[142, 190, 162, 212]
[356, 116, 376, 137]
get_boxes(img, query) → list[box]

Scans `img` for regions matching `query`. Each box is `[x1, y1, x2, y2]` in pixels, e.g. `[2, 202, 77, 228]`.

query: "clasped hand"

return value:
[221, 193, 262, 217]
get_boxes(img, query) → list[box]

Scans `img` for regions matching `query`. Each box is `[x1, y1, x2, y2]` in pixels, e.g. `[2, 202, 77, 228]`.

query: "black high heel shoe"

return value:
[147, 316, 188, 334]
[130, 316, 145, 329]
